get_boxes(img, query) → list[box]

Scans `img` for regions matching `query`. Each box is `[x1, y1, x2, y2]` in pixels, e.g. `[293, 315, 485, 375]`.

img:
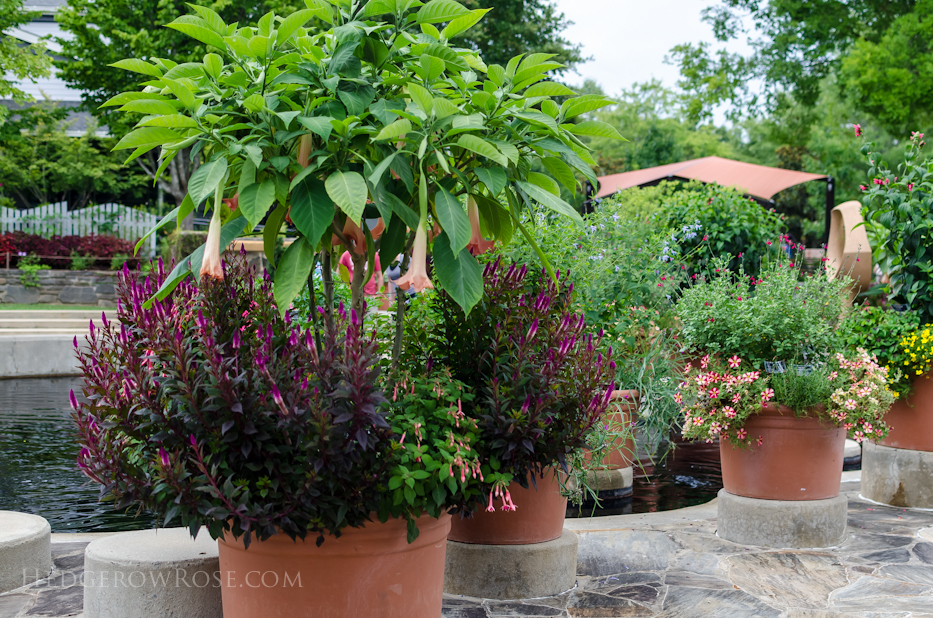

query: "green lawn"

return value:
[0, 304, 113, 310]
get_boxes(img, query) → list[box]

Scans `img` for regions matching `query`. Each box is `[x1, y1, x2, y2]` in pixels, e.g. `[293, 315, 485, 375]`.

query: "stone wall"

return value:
[0, 269, 118, 306]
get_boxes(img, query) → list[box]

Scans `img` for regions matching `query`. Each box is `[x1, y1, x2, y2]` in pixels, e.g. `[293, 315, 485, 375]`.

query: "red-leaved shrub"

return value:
[0, 232, 139, 269]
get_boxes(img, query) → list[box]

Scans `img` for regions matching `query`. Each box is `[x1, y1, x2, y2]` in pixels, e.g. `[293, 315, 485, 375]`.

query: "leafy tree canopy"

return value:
[669, 0, 918, 125]
[0, 0, 52, 112]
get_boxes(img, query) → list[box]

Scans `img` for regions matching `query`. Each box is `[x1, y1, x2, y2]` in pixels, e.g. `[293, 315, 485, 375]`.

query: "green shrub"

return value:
[677, 249, 850, 366]
[160, 231, 207, 265]
[18, 254, 50, 288]
[664, 183, 784, 277]
[69, 251, 93, 270]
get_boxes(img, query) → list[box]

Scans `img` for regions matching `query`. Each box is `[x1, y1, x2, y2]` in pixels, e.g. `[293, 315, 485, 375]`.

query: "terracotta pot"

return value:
[585, 389, 638, 470]
[217, 513, 450, 618]
[720, 404, 846, 500]
[879, 372, 933, 451]
[448, 470, 566, 545]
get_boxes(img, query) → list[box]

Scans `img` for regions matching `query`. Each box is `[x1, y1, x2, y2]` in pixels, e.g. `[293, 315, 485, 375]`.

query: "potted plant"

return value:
[675, 250, 895, 500]
[404, 257, 615, 543]
[73, 255, 491, 617]
[859, 130, 933, 449]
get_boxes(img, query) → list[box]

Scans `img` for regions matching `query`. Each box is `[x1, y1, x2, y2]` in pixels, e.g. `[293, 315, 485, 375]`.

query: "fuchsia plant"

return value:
[418, 257, 616, 507]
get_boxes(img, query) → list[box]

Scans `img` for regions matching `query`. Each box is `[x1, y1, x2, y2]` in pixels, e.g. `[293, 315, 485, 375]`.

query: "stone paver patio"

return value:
[4, 477, 933, 617]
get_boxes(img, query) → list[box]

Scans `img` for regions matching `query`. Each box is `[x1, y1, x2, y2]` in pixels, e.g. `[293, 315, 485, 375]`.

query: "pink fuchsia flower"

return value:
[396, 225, 434, 293]
[727, 355, 741, 369]
[854, 124, 862, 137]
[466, 196, 495, 255]
[908, 183, 914, 191]
[761, 388, 775, 402]
[859, 185, 868, 191]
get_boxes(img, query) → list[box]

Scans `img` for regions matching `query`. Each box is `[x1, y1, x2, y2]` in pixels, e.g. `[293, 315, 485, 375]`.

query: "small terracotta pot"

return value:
[448, 470, 566, 545]
[879, 372, 933, 451]
[585, 389, 638, 470]
[720, 404, 846, 500]
[217, 513, 450, 618]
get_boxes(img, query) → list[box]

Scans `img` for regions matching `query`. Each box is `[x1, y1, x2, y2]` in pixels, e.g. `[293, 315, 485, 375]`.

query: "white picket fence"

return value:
[0, 202, 160, 256]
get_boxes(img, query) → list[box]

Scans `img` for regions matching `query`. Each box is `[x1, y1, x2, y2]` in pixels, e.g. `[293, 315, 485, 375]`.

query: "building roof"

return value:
[596, 156, 828, 202]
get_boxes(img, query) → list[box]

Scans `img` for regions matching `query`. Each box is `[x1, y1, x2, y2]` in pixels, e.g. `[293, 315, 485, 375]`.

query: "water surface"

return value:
[0, 377, 156, 532]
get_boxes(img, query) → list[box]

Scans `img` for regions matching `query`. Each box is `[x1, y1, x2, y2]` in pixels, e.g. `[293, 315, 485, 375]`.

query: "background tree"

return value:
[55, 0, 299, 213]
[0, 0, 52, 117]
[0, 103, 151, 208]
[459, 0, 584, 73]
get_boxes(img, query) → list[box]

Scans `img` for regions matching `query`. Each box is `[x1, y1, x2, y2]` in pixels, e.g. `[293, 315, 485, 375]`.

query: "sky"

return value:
[552, 0, 753, 97]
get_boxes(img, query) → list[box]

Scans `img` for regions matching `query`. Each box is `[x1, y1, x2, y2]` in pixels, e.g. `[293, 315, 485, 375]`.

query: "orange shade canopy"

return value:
[596, 156, 827, 201]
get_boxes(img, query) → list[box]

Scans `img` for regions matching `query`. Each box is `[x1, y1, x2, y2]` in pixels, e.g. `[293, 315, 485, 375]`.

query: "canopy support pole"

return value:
[823, 176, 835, 245]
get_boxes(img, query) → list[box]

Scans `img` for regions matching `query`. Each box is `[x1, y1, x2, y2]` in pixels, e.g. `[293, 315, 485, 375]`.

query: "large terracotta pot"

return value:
[879, 372, 933, 451]
[448, 470, 565, 545]
[217, 513, 450, 618]
[586, 389, 638, 470]
[720, 404, 846, 500]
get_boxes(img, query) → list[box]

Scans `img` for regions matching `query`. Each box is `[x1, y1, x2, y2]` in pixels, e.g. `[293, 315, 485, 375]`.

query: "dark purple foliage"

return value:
[72, 252, 390, 546]
[0, 232, 138, 268]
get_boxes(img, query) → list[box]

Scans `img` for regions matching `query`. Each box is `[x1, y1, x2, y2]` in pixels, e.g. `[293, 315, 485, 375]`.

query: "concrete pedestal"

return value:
[84, 528, 221, 618]
[717, 489, 848, 548]
[0, 511, 52, 593]
[862, 441, 933, 508]
[444, 530, 578, 599]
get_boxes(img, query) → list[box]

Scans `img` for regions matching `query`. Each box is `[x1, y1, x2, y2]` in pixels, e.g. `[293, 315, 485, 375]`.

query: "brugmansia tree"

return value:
[107, 0, 621, 322]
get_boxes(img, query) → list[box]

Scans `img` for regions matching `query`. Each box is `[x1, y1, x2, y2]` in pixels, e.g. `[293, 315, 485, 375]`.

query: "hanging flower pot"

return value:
[719, 404, 846, 500]
[447, 470, 566, 545]
[218, 514, 450, 618]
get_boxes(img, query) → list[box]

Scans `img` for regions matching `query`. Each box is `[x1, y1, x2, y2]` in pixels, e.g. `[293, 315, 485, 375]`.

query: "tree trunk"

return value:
[139, 148, 200, 229]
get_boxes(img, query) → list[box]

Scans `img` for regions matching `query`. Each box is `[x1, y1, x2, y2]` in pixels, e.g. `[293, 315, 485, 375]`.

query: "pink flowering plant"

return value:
[406, 257, 615, 512]
[679, 350, 894, 446]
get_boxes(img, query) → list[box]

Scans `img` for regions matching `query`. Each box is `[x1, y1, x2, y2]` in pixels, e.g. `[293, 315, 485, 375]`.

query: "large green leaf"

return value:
[325, 171, 368, 222]
[297, 116, 334, 141]
[374, 118, 412, 141]
[120, 99, 178, 115]
[150, 217, 247, 304]
[564, 120, 626, 140]
[274, 238, 315, 316]
[276, 9, 319, 44]
[524, 81, 576, 97]
[379, 215, 408, 271]
[516, 180, 583, 227]
[417, 0, 469, 24]
[385, 192, 420, 230]
[239, 179, 276, 227]
[473, 167, 507, 196]
[291, 177, 336, 247]
[113, 127, 181, 151]
[441, 8, 490, 38]
[263, 203, 288, 265]
[433, 232, 483, 315]
[457, 135, 508, 167]
[137, 114, 198, 128]
[560, 95, 614, 120]
[110, 59, 163, 77]
[166, 18, 226, 50]
[187, 159, 228, 205]
[434, 185, 470, 255]
[408, 83, 434, 115]
[540, 157, 577, 194]
[527, 171, 560, 197]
